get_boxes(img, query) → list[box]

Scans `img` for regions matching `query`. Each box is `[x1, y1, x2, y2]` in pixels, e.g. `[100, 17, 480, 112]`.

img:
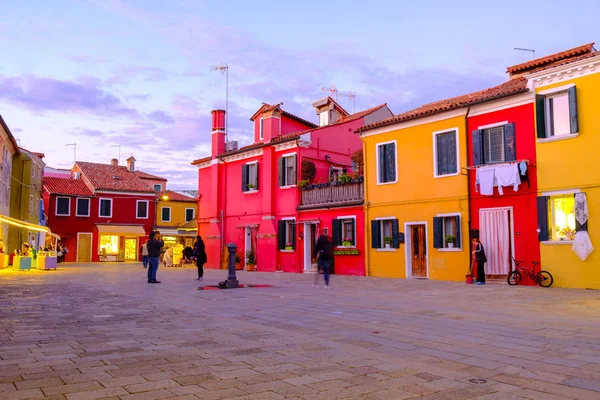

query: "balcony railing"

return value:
[299, 181, 363, 208]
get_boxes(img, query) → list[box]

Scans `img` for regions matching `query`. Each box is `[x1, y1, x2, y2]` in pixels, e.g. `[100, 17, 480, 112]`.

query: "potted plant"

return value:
[384, 236, 392, 249]
[247, 183, 256, 191]
[299, 179, 310, 189]
[339, 173, 352, 184]
[245, 249, 256, 271]
[445, 235, 456, 248]
[342, 237, 353, 247]
[285, 242, 293, 251]
[235, 253, 243, 270]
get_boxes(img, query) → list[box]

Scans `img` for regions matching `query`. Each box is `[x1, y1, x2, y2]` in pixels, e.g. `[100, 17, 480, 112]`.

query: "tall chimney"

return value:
[211, 109, 226, 157]
[126, 156, 136, 172]
[110, 158, 118, 166]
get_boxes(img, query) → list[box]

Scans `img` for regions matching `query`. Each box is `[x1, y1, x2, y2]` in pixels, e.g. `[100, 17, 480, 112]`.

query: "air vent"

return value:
[112, 175, 121, 180]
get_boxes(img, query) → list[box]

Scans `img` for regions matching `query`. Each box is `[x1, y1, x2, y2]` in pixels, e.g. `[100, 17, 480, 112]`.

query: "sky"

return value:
[0, 0, 598, 188]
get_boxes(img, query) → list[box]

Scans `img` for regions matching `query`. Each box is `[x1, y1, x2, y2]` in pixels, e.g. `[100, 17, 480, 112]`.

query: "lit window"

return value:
[549, 195, 576, 241]
[100, 235, 119, 254]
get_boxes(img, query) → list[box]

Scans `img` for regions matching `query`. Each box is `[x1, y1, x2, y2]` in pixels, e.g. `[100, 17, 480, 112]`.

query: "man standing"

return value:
[141, 242, 149, 269]
[146, 231, 164, 283]
[313, 233, 332, 289]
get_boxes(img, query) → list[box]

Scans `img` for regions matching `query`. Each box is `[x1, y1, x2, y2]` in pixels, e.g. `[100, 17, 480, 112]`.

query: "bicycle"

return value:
[507, 257, 553, 287]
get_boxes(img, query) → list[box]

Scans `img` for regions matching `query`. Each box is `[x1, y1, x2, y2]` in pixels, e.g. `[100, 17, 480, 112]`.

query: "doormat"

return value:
[197, 284, 273, 290]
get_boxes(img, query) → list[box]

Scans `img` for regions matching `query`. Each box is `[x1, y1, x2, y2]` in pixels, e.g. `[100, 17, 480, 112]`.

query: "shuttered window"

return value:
[333, 218, 356, 247]
[483, 126, 505, 164]
[370, 218, 400, 249]
[278, 220, 296, 250]
[433, 215, 461, 249]
[536, 86, 578, 139]
[242, 162, 259, 192]
[377, 141, 396, 184]
[471, 123, 516, 166]
[434, 130, 458, 176]
[278, 155, 297, 187]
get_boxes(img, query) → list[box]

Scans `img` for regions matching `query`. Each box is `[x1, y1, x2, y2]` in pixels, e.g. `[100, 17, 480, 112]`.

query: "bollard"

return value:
[226, 243, 239, 288]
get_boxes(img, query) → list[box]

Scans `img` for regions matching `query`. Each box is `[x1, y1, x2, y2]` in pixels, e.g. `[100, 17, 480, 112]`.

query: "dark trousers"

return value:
[147, 256, 159, 281]
[196, 259, 204, 278]
[314, 259, 330, 286]
[476, 260, 486, 283]
[142, 255, 148, 268]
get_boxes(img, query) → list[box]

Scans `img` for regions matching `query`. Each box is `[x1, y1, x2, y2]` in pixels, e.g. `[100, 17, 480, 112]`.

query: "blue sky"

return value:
[0, 0, 597, 187]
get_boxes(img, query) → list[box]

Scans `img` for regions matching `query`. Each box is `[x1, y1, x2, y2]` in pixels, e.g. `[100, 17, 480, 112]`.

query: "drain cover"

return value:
[468, 378, 487, 384]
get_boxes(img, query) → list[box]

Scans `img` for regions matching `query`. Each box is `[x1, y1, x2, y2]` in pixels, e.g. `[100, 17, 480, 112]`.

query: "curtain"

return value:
[480, 209, 510, 275]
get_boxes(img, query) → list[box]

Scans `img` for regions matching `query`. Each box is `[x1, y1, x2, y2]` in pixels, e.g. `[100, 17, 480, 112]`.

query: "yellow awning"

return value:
[96, 224, 146, 236]
[0, 215, 49, 233]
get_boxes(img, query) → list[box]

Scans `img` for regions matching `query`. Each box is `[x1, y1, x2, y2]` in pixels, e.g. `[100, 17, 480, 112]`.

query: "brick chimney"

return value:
[211, 109, 226, 157]
[126, 156, 136, 172]
[110, 158, 118, 166]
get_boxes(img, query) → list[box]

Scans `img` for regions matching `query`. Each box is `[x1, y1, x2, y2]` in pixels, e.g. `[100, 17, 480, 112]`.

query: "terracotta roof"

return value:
[43, 177, 93, 197]
[191, 156, 211, 165]
[311, 96, 350, 117]
[358, 79, 528, 133]
[160, 190, 197, 202]
[134, 170, 167, 181]
[507, 43, 595, 74]
[0, 114, 20, 156]
[76, 161, 155, 193]
[249, 102, 318, 128]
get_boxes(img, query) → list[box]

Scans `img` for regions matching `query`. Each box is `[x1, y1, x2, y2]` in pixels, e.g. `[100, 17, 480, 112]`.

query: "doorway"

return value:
[244, 227, 252, 269]
[406, 223, 428, 278]
[303, 223, 318, 272]
[77, 233, 92, 262]
[479, 208, 514, 276]
[124, 238, 137, 261]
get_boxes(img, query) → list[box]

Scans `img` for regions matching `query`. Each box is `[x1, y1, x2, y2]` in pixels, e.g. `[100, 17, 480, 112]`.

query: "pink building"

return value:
[192, 98, 392, 273]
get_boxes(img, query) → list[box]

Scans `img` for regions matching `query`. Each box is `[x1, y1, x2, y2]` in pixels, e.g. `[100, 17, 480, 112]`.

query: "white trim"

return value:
[375, 216, 396, 220]
[375, 140, 398, 185]
[376, 248, 397, 252]
[196, 160, 212, 169]
[477, 121, 508, 130]
[361, 108, 467, 138]
[281, 151, 297, 158]
[435, 212, 462, 250]
[185, 208, 195, 222]
[136, 200, 149, 219]
[153, 184, 163, 192]
[541, 188, 580, 196]
[274, 141, 298, 152]
[432, 127, 460, 179]
[55, 196, 71, 217]
[95, 190, 155, 197]
[75, 197, 90, 217]
[259, 117, 264, 140]
[469, 92, 533, 117]
[303, 222, 314, 272]
[76, 232, 93, 263]
[541, 240, 574, 246]
[98, 198, 113, 218]
[526, 55, 600, 90]
[537, 83, 575, 96]
[161, 206, 171, 223]
[221, 149, 263, 163]
[404, 221, 429, 279]
[279, 185, 297, 190]
[243, 190, 259, 194]
[211, 129, 225, 135]
[537, 133, 579, 144]
[246, 160, 258, 165]
[245, 227, 252, 269]
[337, 215, 357, 247]
[280, 217, 296, 221]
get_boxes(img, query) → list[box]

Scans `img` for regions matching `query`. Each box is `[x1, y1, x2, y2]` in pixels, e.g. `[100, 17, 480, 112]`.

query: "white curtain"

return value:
[480, 209, 510, 275]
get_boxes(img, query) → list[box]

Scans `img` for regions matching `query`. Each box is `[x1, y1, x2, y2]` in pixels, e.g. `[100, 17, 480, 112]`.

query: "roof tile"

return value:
[43, 177, 93, 197]
[160, 190, 197, 202]
[76, 161, 155, 193]
[135, 170, 167, 181]
[507, 43, 595, 74]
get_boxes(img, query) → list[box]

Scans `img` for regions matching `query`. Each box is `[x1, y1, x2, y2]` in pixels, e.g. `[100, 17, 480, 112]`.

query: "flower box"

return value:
[333, 249, 360, 256]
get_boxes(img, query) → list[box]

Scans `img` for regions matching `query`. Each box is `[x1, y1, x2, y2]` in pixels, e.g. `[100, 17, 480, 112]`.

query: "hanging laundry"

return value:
[573, 231, 594, 261]
[519, 160, 528, 176]
[476, 166, 496, 196]
[575, 193, 589, 226]
[495, 164, 521, 195]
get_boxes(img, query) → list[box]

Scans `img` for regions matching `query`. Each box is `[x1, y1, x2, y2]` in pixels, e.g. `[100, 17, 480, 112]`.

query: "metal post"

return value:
[226, 242, 239, 288]
[225, 65, 229, 143]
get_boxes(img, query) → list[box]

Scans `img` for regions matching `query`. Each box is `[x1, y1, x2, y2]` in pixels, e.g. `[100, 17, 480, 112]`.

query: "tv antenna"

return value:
[322, 85, 356, 112]
[342, 91, 356, 113]
[514, 47, 536, 60]
[322, 84, 338, 102]
[111, 145, 121, 164]
[65, 143, 76, 165]
[210, 63, 229, 141]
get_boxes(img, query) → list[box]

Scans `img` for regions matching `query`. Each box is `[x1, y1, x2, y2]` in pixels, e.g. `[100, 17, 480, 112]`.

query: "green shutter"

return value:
[254, 163, 259, 190]
[536, 94, 547, 139]
[433, 217, 443, 248]
[503, 123, 516, 162]
[537, 196, 549, 241]
[378, 144, 385, 183]
[332, 219, 341, 246]
[278, 157, 285, 187]
[454, 216, 461, 248]
[241, 164, 248, 192]
[291, 221, 296, 250]
[471, 130, 483, 166]
[392, 219, 400, 248]
[568, 86, 579, 134]
[277, 220, 286, 249]
[371, 220, 381, 249]
[290, 155, 297, 185]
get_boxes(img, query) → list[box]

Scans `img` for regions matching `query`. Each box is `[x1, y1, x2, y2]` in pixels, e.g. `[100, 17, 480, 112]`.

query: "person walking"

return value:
[193, 235, 207, 281]
[141, 242, 149, 269]
[146, 231, 164, 283]
[472, 238, 487, 285]
[313, 233, 332, 289]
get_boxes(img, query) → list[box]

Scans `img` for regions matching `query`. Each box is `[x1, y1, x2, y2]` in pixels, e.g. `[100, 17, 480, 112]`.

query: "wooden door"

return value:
[411, 225, 427, 277]
[77, 234, 92, 262]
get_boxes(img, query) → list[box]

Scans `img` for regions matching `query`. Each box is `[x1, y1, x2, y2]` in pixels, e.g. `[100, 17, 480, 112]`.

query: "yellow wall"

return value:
[363, 114, 470, 280]
[535, 68, 600, 289]
[156, 200, 197, 228]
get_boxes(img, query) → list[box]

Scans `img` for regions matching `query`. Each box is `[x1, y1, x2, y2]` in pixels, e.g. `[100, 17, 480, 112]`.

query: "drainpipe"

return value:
[465, 106, 472, 253]
[361, 136, 370, 277]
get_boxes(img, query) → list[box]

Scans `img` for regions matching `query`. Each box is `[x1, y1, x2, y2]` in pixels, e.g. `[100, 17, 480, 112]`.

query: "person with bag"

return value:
[472, 238, 487, 285]
[193, 236, 207, 281]
[312, 233, 332, 289]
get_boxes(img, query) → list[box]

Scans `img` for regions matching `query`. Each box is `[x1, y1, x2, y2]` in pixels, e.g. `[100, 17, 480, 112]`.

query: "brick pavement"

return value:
[1, 263, 600, 399]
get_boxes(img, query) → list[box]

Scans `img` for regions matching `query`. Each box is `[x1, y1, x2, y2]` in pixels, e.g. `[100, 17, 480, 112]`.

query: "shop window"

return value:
[538, 195, 579, 242]
[471, 123, 516, 166]
[371, 218, 400, 249]
[332, 217, 356, 247]
[433, 215, 461, 249]
[161, 207, 171, 222]
[277, 219, 296, 250]
[137, 200, 148, 219]
[76, 198, 90, 217]
[56, 197, 70, 216]
[185, 208, 194, 222]
[99, 198, 112, 217]
[536, 86, 578, 139]
[376, 141, 397, 184]
[242, 162, 259, 192]
[278, 155, 297, 187]
[100, 235, 119, 254]
[434, 130, 458, 177]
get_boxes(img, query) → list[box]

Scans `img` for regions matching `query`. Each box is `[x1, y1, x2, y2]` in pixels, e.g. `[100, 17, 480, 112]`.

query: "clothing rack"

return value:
[464, 159, 534, 170]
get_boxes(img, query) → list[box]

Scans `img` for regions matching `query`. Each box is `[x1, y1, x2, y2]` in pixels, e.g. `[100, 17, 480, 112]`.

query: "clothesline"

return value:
[464, 159, 534, 170]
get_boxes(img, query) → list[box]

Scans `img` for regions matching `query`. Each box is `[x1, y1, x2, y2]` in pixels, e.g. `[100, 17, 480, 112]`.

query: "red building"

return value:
[43, 158, 159, 262]
[467, 77, 540, 282]
[192, 98, 392, 274]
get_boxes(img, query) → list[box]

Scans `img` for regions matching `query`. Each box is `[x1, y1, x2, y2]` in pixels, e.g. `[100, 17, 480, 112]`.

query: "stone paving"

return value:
[1, 264, 600, 400]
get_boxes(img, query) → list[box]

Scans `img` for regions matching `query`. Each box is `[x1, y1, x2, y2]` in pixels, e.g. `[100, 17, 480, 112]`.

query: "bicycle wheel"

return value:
[537, 271, 553, 288]
[507, 270, 521, 286]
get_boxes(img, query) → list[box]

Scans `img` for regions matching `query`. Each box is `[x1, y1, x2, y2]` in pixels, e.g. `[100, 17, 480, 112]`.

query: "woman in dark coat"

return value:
[193, 236, 207, 281]
[472, 238, 487, 285]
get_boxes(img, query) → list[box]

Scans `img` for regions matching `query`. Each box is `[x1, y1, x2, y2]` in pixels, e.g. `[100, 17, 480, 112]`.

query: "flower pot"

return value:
[448, 243, 455, 248]
[245, 264, 255, 271]
[285, 246, 293, 251]
[236, 263, 243, 270]
[385, 244, 391, 249]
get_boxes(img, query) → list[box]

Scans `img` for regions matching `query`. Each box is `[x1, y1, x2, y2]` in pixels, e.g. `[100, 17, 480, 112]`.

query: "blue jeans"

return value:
[142, 255, 148, 268]
[147, 257, 159, 281]
[314, 259, 330, 286]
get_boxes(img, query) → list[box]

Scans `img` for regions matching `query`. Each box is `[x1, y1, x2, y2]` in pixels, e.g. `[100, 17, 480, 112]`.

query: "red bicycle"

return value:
[507, 257, 553, 287]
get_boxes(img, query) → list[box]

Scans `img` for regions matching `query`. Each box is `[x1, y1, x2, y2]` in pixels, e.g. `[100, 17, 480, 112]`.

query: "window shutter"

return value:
[433, 217, 443, 248]
[332, 219, 341, 246]
[291, 155, 297, 185]
[574, 193, 588, 232]
[454, 216, 461, 248]
[392, 219, 400, 248]
[568, 86, 579, 134]
[378, 144, 385, 183]
[277, 220, 286, 250]
[291, 221, 297, 250]
[241, 164, 248, 192]
[471, 130, 483, 166]
[278, 157, 285, 187]
[371, 220, 381, 249]
[386, 143, 396, 182]
[254, 163, 259, 190]
[537, 196, 549, 241]
[536, 94, 546, 139]
[503, 123, 516, 162]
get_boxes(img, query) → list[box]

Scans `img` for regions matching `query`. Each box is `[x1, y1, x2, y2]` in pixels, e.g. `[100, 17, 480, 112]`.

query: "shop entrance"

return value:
[406, 223, 428, 278]
[77, 233, 92, 262]
[124, 238, 137, 261]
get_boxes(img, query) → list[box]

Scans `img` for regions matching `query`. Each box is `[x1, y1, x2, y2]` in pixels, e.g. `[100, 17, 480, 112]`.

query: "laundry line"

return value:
[464, 159, 534, 170]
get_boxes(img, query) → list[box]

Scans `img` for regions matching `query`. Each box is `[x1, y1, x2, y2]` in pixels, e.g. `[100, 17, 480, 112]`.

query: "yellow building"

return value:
[526, 45, 600, 289]
[155, 190, 198, 262]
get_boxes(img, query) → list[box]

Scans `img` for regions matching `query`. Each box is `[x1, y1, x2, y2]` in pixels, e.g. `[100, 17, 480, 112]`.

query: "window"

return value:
[242, 162, 259, 192]
[161, 206, 171, 222]
[56, 197, 70, 216]
[537, 194, 577, 242]
[29, 195, 34, 215]
[259, 118, 264, 140]
[434, 129, 458, 177]
[376, 141, 397, 184]
[277, 219, 296, 250]
[76, 198, 90, 217]
[99, 235, 119, 254]
[278, 154, 297, 187]
[154, 184, 162, 192]
[319, 111, 329, 126]
[433, 215, 461, 249]
[536, 86, 578, 139]
[99, 198, 112, 217]
[332, 217, 356, 247]
[330, 167, 343, 182]
[471, 123, 515, 166]
[371, 218, 399, 249]
[185, 208, 195, 222]
[137, 200, 148, 219]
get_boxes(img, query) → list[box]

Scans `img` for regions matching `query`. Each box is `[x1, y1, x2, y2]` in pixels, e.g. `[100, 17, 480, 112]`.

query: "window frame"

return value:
[76, 197, 91, 217]
[338, 215, 357, 247]
[376, 140, 398, 185]
[373, 216, 398, 251]
[319, 111, 329, 126]
[279, 218, 296, 251]
[259, 118, 264, 140]
[242, 161, 259, 193]
[98, 198, 113, 218]
[536, 84, 579, 142]
[136, 200, 149, 219]
[545, 91, 571, 138]
[435, 213, 462, 251]
[161, 206, 171, 223]
[279, 153, 297, 188]
[153, 184, 162, 192]
[55, 196, 71, 216]
[548, 194, 577, 242]
[185, 208, 195, 222]
[432, 127, 460, 178]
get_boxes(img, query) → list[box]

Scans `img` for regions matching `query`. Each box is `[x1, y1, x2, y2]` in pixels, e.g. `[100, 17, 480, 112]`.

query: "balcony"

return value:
[298, 181, 364, 210]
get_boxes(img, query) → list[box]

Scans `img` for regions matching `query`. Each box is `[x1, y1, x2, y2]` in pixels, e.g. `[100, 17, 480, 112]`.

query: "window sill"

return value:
[280, 249, 295, 253]
[336, 245, 356, 249]
[537, 133, 579, 144]
[376, 248, 397, 252]
[280, 185, 297, 190]
[541, 240, 574, 245]
[376, 180, 397, 186]
[433, 172, 459, 179]
[437, 248, 462, 252]
[243, 190, 259, 195]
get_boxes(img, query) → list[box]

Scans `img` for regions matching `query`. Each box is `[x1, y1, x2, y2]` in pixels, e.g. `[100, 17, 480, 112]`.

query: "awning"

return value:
[96, 224, 146, 236]
[155, 228, 179, 236]
[47, 232, 61, 240]
[0, 214, 49, 233]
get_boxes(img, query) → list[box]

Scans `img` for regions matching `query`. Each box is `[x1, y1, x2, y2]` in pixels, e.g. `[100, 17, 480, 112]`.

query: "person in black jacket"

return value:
[313, 234, 332, 289]
[472, 238, 487, 285]
[146, 231, 164, 283]
[193, 236, 207, 281]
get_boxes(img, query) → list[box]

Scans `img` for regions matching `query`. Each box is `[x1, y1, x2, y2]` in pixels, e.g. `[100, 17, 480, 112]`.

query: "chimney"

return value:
[110, 158, 118, 166]
[259, 104, 282, 142]
[126, 156, 136, 172]
[211, 109, 226, 157]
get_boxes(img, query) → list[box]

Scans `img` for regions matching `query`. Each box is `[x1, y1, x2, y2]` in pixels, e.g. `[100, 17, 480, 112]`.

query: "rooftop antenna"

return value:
[210, 63, 229, 142]
[65, 143, 76, 165]
[111, 144, 121, 164]
[322, 84, 339, 102]
[342, 91, 356, 113]
[514, 47, 536, 60]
